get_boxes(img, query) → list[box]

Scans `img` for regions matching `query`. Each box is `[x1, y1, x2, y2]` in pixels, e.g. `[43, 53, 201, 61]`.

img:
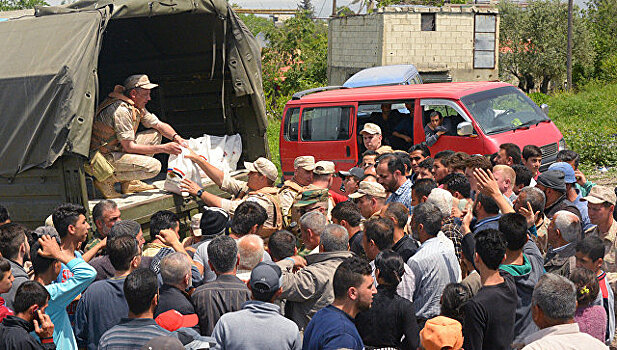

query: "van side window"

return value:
[283, 107, 300, 141]
[423, 104, 471, 136]
[301, 106, 351, 141]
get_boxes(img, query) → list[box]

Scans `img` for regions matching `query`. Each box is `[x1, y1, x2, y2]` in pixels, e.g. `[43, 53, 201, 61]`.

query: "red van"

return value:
[279, 81, 565, 180]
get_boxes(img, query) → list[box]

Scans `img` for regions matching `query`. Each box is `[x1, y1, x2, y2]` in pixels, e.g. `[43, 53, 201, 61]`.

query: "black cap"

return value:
[537, 170, 566, 192]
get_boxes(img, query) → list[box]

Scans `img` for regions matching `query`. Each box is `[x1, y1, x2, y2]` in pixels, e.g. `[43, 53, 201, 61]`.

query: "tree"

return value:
[0, 0, 47, 11]
[499, 0, 594, 93]
[586, 0, 617, 80]
[298, 0, 314, 17]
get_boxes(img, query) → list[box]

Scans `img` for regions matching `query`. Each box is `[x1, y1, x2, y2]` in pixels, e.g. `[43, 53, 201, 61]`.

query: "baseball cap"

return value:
[375, 145, 393, 155]
[348, 181, 387, 199]
[245, 157, 278, 182]
[339, 167, 365, 180]
[124, 74, 158, 90]
[250, 261, 283, 295]
[420, 316, 464, 350]
[582, 185, 617, 206]
[294, 189, 330, 208]
[155, 310, 199, 332]
[314, 161, 336, 175]
[198, 207, 230, 238]
[140, 336, 184, 350]
[294, 156, 316, 171]
[360, 123, 381, 135]
[548, 162, 576, 184]
[536, 170, 566, 192]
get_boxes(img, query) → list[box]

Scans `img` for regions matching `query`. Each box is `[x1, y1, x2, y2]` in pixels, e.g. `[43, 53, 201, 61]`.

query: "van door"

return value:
[418, 99, 484, 155]
[296, 104, 357, 171]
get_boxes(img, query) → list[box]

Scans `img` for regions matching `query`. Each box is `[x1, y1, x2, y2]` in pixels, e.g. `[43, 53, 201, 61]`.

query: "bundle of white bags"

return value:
[164, 134, 242, 196]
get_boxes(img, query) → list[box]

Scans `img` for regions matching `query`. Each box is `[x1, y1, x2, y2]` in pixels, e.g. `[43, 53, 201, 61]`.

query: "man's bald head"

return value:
[237, 234, 265, 271]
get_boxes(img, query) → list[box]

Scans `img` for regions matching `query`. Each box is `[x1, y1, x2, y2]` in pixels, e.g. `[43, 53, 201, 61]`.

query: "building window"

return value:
[421, 13, 436, 31]
[474, 14, 496, 69]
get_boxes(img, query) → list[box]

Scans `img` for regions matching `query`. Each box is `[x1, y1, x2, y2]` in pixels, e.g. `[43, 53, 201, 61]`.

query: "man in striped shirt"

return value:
[98, 268, 173, 349]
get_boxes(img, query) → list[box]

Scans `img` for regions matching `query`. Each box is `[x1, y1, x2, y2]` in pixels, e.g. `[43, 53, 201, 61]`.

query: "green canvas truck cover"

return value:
[0, 0, 267, 177]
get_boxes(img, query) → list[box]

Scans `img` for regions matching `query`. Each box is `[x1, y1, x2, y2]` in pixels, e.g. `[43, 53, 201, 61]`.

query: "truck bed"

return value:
[88, 170, 248, 237]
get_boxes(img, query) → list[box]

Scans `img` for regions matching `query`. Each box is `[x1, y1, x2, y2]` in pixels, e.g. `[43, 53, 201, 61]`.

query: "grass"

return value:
[267, 116, 282, 177]
[529, 81, 617, 166]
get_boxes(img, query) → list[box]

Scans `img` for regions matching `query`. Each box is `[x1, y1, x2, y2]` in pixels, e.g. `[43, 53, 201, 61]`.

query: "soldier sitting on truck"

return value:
[181, 150, 283, 240]
[90, 74, 188, 199]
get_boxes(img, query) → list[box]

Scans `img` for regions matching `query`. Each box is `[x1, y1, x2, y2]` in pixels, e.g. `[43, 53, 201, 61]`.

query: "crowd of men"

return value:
[1, 139, 616, 350]
[0, 75, 616, 349]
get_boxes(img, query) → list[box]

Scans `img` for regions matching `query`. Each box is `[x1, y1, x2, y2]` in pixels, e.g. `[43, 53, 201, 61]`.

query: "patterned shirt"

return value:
[98, 318, 172, 349]
[442, 216, 463, 261]
[191, 274, 251, 336]
[386, 179, 412, 212]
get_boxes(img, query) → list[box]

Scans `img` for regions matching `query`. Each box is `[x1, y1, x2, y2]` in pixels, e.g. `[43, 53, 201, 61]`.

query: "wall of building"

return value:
[328, 14, 383, 85]
[328, 6, 499, 85]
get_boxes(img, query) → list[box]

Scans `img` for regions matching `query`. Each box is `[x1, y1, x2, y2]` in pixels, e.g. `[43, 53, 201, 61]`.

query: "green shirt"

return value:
[499, 254, 532, 277]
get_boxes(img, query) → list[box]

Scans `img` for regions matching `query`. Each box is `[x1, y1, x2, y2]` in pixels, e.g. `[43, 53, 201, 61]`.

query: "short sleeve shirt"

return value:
[97, 100, 160, 143]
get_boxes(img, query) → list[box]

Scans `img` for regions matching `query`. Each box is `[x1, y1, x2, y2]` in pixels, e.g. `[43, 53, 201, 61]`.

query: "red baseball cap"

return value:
[155, 310, 198, 332]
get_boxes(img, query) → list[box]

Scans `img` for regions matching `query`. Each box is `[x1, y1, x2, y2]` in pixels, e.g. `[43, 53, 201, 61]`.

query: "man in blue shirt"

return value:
[376, 154, 412, 212]
[32, 235, 96, 350]
[303, 256, 376, 350]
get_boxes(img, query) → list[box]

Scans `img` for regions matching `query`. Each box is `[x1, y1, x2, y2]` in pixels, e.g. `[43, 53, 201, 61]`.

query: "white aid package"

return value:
[163, 147, 203, 196]
[191, 134, 242, 177]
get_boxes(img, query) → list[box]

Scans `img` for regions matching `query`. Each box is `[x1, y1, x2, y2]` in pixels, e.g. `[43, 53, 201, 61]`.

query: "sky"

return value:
[46, 0, 588, 18]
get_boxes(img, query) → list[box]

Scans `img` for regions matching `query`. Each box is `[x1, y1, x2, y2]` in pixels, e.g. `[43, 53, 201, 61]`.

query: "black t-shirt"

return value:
[392, 235, 418, 262]
[349, 231, 366, 258]
[463, 271, 517, 350]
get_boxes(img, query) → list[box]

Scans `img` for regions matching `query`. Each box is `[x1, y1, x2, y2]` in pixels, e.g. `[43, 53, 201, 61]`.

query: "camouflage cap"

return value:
[245, 157, 278, 182]
[313, 161, 336, 175]
[294, 156, 316, 171]
[294, 188, 330, 208]
[124, 74, 158, 90]
[582, 185, 617, 206]
[348, 181, 387, 199]
[360, 123, 381, 135]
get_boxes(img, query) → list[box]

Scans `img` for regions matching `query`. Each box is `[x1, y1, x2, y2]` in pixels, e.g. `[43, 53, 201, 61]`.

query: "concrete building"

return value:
[328, 5, 499, 84]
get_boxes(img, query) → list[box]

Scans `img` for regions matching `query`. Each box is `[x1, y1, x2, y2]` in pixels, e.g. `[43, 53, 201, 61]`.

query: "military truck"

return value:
[0, 0, 268, 233]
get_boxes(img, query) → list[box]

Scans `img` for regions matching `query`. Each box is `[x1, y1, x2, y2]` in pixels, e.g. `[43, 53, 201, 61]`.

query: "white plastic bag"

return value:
[191, 133, 242, 177]
[164, 147, 202, 196]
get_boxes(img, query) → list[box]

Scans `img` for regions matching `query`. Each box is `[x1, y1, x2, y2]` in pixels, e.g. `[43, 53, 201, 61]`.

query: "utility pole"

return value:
[566, 0, 573, 91]
[332, 0, 337, 17]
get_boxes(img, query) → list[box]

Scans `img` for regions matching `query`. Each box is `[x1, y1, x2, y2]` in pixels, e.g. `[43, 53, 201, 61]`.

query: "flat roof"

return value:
[287, 81, 511, 105]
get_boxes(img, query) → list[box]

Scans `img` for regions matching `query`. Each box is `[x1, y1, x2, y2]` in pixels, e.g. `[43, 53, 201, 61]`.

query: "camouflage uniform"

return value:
[91, 98, 162, 182]
[219, 173, 282, 240]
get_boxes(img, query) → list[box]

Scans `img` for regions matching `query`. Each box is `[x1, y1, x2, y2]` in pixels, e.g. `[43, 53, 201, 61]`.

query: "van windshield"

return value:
[460, 86, 549, 135]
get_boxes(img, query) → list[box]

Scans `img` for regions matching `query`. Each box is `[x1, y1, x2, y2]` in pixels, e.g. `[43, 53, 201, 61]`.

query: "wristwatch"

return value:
[196, 189, 204, 197]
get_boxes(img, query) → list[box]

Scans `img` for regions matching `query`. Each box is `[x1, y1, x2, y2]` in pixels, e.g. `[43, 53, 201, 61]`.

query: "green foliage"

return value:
[255, 12, 328, 119]
[499, 0, 595, 93]
[599, 53, 617, 82]
[528, 82, 617, 166]
[586, 0, 617, 76]
[0, 0, 46, 10]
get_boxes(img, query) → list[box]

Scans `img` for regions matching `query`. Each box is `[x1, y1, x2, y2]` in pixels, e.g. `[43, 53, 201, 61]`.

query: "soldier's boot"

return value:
[94, 177, 122, 199]
[121, 180, 156, 194]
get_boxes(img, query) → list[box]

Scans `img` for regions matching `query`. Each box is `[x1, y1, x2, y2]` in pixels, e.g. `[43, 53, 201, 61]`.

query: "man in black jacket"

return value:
[155, 252, 195, 317]
[0, 281, 56, 350]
